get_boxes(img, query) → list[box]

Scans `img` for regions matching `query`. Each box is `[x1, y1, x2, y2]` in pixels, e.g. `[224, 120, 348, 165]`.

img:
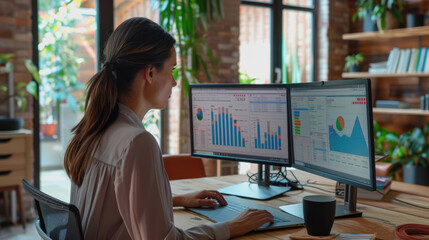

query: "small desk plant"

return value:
[344, 53, 364, 72]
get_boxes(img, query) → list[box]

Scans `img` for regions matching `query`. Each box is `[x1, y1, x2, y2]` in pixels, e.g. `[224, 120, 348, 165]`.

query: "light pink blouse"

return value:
[70, 104, 230, 240]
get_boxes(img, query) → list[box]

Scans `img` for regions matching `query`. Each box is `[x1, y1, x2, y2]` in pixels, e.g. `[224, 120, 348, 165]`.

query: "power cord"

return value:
[377, 190, 429, 210]
[246, 167, 304, 191]
[300, 179, 336, 194]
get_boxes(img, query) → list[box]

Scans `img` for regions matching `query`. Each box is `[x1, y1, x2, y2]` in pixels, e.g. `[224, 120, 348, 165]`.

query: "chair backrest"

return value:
[162, 154, 206, 180]
[22, 179, 84, 240]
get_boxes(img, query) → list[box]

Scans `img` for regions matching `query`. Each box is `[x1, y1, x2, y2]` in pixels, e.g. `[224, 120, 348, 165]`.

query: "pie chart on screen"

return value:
[196, 108, 203, 120]
[336, 116, 344, 131]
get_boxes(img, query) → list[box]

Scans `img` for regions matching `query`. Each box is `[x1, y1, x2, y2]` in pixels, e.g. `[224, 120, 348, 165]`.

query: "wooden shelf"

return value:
[342, 72, 429, 78]
[343, 26, 429, 41]
[373, 108, 429, 116]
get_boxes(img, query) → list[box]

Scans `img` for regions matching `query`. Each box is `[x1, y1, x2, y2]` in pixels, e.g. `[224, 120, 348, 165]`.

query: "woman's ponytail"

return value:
[64, 17, 176, 186]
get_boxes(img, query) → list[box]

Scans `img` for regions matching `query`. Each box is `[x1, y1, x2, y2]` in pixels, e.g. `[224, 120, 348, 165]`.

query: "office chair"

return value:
[22, 179, 84, 240]
[162, 154, 207, 180]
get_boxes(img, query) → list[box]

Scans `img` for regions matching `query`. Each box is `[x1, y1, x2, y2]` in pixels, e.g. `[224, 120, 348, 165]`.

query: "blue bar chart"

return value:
[211, 108, 246, 148]
[254, 120, 282, 151]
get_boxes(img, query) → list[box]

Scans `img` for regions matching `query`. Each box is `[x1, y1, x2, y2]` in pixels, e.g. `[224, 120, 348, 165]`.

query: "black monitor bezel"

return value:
[189, 83, 292, 167]
[288, 79, 376, 191]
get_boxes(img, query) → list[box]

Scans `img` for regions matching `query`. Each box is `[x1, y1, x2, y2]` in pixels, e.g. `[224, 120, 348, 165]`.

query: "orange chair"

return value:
[162, 154, 206, 180]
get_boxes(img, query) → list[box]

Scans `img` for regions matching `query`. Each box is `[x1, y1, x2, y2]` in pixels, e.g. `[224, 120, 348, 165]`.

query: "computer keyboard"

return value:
[223, 200, 288, 223]
[187, 195, 304, 231]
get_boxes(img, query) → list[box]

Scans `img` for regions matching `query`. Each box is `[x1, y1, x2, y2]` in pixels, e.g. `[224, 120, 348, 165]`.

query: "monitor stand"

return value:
[279, 184, 362, 218]
[218, 164, 291, 200]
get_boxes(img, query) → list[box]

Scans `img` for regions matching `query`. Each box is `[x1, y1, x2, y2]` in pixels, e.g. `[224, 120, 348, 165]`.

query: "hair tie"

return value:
[103, 61, 116, 70]
[102, 61, 118, 79]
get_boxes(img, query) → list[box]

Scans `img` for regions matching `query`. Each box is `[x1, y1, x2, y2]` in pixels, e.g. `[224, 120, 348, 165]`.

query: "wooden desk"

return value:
[171, 169, 429, 239]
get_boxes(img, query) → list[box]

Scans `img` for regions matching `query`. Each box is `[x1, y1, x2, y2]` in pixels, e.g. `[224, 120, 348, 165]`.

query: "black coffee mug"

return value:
[303, 195, 336, 236]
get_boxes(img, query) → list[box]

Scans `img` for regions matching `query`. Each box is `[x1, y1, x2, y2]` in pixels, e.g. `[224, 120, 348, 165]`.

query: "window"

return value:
[240, 0, 317, 83]
[239, 0, 317, 173]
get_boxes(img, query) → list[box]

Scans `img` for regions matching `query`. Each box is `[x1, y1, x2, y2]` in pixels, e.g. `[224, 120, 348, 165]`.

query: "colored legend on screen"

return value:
[211, 107, 245, 147]
[293, 111, 301, 135]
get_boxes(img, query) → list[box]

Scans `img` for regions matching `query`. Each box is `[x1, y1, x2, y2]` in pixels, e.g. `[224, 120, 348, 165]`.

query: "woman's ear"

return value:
[144, 65, 155, 84]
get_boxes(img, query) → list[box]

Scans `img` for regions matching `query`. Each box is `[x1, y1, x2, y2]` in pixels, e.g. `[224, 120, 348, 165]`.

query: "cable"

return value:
[246, 168, 304, 190]
[300, 179, 336, 194]
[377, 190, 429, 210]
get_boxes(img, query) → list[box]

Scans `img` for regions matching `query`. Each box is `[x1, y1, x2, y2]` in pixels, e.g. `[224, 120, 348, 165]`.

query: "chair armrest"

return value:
[35, 219, 52, 240]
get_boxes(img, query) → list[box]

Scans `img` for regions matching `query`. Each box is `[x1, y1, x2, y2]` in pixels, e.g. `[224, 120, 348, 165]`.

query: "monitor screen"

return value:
[289, 79, 375, 191]
[189, 84, 290, 166]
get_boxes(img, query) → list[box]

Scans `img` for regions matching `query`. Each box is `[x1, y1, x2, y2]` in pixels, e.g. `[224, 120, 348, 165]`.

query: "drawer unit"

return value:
[0, 129, 33, 185]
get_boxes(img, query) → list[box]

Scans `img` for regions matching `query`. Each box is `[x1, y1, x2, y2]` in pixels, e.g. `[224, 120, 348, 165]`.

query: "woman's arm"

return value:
[114, 132, 231, 240]
[172, 190, 227, 207]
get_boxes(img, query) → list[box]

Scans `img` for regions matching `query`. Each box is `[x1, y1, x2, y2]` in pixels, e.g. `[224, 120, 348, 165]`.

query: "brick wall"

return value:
[0, 0, 33, 128]
[328, 0, 349, 81]
[0, 0, 36, 224]
[176, 0, 240, 176]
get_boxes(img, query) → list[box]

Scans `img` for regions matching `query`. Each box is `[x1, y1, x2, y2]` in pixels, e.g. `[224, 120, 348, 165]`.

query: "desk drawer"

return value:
[0, 138, 26, 154]
[0, 153, 26, 171]
[0, 169, 25, 187]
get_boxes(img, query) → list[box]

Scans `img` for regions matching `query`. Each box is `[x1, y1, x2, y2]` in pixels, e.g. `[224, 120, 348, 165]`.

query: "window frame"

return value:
[241, 0, 318, 83]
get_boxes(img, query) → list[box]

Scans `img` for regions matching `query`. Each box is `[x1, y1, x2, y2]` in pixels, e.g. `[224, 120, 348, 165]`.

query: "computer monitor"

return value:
[280, 79, 375, 218]
[189, 84, 291, 200]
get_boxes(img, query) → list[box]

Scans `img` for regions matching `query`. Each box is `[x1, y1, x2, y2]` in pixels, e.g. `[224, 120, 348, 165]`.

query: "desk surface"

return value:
[170, 169, 429, 239]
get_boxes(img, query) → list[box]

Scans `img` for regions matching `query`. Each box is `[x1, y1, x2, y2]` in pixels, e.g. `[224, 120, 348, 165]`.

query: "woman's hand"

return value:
[226, 209, 273, 238]
[173, 190, 227, 208]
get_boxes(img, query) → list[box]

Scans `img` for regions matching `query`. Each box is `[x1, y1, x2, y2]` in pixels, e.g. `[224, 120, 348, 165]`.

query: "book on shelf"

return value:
[375, 100, 410, 109]
[368, 61, 387, 73]
[386, 47, 429, 74]
[335, 176, 392, 200]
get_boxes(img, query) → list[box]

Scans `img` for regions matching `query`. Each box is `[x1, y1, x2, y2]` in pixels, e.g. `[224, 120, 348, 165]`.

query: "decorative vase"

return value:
[348, 64, 362, 72]
[403, 164, 429, 186]
[377, 11, 400, 31]
[363, 14, 378, 32]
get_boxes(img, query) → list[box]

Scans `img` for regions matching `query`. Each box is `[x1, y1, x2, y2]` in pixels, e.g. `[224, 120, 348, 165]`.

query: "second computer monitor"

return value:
[289, 79, 375, 191]
[189, 84, 290, 166]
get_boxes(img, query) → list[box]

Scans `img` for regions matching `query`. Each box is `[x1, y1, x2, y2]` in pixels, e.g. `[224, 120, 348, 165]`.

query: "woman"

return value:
[64, 17, 273, 239]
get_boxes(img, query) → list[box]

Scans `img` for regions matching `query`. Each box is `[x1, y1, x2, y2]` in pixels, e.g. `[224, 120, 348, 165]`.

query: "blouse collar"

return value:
[118, 103, 144, 128]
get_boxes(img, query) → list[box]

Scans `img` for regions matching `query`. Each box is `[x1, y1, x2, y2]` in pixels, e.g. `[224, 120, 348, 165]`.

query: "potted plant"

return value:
[344, 53, 364, 72]
[352, 0, 378, 32]
[353, 0, 404, 31]
[38, 0, 88, 137]
[0, 54, 39, 130]
[390, 122, 429, 186]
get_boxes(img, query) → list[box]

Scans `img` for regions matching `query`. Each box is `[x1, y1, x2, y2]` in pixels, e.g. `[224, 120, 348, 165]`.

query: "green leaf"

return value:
[199, 55, 211, 82]
[0, 53, 14, 65]
[25, 59, 40, 84]
[0, 86, 7, 92]
[373, 120, 381, 133]
[16, 82, 27, 90]
[15, 96, 26, 112]
[26, 81, 38, 100]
